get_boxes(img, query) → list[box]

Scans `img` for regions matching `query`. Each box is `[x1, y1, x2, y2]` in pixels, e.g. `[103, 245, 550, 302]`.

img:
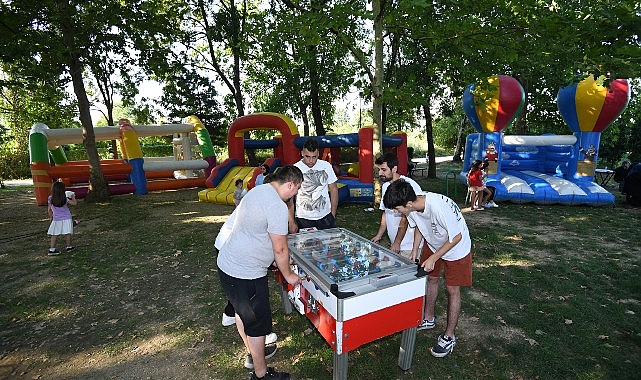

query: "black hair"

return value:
[261, 164, 270, 172]
[375, 152, 399, 169]
[270, 165, 303, 185]
[235, 179, 243, 186]
[302, 137, 319, 152]
[470, 159, 483, 172]
[383, 179, 417, 209]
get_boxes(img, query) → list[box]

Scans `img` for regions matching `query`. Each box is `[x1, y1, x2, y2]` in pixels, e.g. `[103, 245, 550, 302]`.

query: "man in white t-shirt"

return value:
[216, 166, 303, 380]
[383, 179, 472, 359]
[293, 138, 339, 231]
[371, 152, 423, 259]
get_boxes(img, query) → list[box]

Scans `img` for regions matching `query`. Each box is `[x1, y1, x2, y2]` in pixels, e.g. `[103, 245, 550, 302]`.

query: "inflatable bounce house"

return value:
[198, 112, 411, 205]
[29, 116, 216, 206]
[461, 75, 630, 205]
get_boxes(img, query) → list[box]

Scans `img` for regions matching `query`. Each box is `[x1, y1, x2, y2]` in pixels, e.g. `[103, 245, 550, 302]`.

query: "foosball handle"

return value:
[330, 283, 355, 299]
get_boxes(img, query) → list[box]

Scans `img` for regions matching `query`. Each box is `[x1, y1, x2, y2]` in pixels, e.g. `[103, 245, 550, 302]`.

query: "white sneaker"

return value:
[266, 332, 278, 345]
[221, 312, 236, 326]
[490, 201, 499, 207]
[481, 203, 492, 208]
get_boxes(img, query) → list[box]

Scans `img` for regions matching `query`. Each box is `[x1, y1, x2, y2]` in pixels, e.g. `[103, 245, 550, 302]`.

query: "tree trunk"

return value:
[372, 0, 384, 205]
[453, 115, 467, 162]
[307, 42, 325, 136]
[296, 96, 310, 137]
[58, 1, 109, 202]
[422, 103, 436, 178]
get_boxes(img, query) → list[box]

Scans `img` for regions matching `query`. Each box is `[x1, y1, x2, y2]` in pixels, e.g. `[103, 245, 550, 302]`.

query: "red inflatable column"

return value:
[228, 133, 245, 166]
[358, 127, 374, 184]
[394, 132, 409, 176]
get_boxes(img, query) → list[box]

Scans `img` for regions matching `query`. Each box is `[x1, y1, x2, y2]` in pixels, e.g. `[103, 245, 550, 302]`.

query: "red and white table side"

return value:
[274, 228, 427, 380]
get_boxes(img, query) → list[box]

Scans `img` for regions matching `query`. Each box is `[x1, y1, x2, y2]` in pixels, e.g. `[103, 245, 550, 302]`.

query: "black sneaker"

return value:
[48, 249, 61, 256]
[65, 246, 76, 252]
[244, 343, 277, 369]
[248, 367, 290, 380]
[430, 334, 457, 357]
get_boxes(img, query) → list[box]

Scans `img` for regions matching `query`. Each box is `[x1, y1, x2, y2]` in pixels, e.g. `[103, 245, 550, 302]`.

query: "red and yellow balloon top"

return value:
[557, 75, 630, 133]
[462, 75, 525, 133]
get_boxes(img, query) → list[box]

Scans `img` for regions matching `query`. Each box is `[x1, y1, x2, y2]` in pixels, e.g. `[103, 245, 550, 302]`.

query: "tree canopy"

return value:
[1, 0, 640, 185]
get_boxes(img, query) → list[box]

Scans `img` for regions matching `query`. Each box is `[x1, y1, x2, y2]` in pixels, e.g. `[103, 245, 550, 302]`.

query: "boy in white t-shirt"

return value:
[383, 179, 472, 358]
[371, 152, 423, 259]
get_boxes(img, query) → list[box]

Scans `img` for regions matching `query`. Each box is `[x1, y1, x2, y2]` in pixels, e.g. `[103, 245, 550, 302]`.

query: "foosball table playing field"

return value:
[275, 228, 427, 380]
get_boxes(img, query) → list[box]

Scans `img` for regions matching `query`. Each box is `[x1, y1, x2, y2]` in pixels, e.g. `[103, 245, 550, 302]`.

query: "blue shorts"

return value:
[218, 270, 272, 337]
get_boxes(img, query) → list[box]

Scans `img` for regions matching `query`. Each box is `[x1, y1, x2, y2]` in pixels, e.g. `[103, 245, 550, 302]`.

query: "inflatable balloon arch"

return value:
[461, 75, 630, 205]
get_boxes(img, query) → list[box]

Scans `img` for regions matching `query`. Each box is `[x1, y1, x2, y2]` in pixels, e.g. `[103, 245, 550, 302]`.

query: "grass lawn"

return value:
[1, 162, 640, 379]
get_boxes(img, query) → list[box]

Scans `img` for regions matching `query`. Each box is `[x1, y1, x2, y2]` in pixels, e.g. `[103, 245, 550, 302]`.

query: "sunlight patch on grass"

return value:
[182, 214, 229, 224]
[476, 259, 534, 268]
[505, 234, 523, 242]
[23, 333, 185, 378]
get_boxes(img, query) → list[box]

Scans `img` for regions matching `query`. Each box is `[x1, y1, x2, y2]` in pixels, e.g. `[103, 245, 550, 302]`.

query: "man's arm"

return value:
[390, 214, 409, 253]
[410, 225, 424, 261]
[372, 212, 387, 243]
[328, 182, 339, 216]
[286, 198, 298, 234]
[270, 233, 301, 286]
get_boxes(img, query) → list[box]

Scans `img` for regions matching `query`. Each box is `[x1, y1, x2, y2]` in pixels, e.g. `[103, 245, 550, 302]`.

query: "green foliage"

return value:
[158, 67, 226, 147]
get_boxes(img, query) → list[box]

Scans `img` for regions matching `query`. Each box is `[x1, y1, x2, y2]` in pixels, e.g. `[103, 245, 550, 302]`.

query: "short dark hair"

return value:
[375, 152, 399, 169]
[235, 178, 243, 186]
[383, 179, 417, 209]
[270, 165, 303, 185]
[302, 137, 319, 152]
[261, 164, 270, 172]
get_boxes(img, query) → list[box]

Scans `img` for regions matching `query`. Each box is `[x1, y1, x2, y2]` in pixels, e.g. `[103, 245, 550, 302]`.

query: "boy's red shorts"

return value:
[420, 244, 472, 287]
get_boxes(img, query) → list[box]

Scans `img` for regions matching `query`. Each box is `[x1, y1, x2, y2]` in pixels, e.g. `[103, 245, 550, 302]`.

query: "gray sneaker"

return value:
[244, 343, 277, 369]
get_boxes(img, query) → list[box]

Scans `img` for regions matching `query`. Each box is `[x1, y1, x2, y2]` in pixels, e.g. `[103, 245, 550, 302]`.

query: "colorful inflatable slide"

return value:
[198, 112, 411, 205]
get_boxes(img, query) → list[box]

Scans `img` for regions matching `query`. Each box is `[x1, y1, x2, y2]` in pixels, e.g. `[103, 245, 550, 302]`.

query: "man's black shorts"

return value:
[218, 270, 272, 337]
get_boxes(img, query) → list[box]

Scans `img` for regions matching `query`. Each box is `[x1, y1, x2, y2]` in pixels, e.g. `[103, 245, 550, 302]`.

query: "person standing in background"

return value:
[293, 138, 339, 231]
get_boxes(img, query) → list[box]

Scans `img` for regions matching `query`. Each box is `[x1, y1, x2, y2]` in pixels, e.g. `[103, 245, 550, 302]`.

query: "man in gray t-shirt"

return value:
[216, 166, 302, 380]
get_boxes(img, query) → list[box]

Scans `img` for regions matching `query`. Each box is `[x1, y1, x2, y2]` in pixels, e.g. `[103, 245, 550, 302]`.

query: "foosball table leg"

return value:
[333, 351, 348, 380]
[280, 284, 293, 315]
[398, 327, 418, 370]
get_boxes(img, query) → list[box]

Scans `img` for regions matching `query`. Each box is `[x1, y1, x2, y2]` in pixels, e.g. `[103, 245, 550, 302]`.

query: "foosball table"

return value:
[276, 228, 427, 380]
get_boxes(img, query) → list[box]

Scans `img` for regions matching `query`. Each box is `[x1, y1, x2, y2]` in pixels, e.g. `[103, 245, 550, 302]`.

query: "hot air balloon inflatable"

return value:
[557, 75, 631, 178]
[462, 75, 525, 133]
[459, 74, 629, 206]
[462, 75, 525, 175]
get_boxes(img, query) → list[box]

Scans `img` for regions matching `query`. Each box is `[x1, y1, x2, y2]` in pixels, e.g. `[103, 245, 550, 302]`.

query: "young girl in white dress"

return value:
[47, 181, 77, 255]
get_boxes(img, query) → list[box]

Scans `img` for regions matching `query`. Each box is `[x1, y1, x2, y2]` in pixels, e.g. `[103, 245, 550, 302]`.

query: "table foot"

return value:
[398, 327, 417, 370]
[333, 351, 348, 380]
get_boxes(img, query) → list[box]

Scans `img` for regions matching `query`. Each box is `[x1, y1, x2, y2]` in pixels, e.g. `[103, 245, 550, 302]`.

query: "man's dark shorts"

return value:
[218, 270, 272, 337]
[296, 212, 335, 230]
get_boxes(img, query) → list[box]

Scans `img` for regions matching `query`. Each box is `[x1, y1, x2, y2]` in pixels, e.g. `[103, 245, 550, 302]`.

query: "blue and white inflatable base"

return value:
[460, 170, 614, 206]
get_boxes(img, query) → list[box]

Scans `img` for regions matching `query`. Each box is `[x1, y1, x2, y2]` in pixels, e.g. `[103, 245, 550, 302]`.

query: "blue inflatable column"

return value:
[572, 131, 601, 180]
